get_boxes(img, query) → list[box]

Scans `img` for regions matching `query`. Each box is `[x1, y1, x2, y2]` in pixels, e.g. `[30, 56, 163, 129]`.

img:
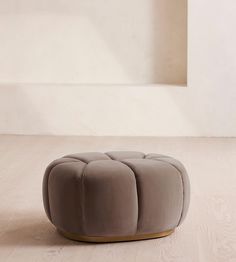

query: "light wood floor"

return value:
[0, 135, 236, 262]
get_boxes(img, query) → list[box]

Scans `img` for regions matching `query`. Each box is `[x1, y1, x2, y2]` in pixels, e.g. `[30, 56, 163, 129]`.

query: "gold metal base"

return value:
[58, 229, 174, 243]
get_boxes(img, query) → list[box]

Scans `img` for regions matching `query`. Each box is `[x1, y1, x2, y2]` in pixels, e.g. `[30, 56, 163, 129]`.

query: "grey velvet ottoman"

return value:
[43, 151, 190, 242]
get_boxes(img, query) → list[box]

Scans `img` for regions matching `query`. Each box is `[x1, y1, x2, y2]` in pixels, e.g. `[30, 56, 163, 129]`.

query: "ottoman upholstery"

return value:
[43, 151, 190, 242]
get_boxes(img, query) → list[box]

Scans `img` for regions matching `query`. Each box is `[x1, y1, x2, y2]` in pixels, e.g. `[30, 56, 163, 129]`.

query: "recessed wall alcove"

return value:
[0, 0, 187, 85]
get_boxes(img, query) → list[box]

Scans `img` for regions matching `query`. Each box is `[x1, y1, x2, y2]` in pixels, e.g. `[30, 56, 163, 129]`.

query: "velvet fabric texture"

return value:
[43, 151, 190, 238]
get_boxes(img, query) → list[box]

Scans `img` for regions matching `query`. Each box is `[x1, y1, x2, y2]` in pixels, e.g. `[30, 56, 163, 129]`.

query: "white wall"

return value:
[0, 0, 236, 136]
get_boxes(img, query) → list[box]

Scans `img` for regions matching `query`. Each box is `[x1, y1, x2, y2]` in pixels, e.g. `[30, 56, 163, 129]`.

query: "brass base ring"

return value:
[58, 228, 174, 243]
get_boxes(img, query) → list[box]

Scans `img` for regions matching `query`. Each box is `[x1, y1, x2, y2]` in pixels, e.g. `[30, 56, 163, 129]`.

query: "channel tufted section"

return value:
[48, 161, 87, 234]
[145, 154, 190, 225]
[82, 160, 139, 236]
[121, 158, 184, 234]
[43, 158, 81, 221]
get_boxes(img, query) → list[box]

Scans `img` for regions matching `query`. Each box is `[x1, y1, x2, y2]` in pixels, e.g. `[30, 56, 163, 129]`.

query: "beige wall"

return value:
[0, 0, 187, 85]
[0, 0, 236, 136]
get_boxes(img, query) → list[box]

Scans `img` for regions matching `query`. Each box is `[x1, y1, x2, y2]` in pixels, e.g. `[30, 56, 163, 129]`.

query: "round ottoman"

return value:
[43, 151, 190, 242]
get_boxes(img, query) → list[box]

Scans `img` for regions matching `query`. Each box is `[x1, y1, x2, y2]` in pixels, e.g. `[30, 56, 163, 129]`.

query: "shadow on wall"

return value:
[152, 0, 187, 85]
[0, 0, 187, 85]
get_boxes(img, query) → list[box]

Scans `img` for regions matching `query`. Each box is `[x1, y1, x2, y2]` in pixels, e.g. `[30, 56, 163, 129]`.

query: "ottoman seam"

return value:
[104, 152, 112, 159]
[148, 158, 185, 227]
[80, 163, 89, 235]
[105, 152, 146, 160]
[120, 161, 140, 234]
